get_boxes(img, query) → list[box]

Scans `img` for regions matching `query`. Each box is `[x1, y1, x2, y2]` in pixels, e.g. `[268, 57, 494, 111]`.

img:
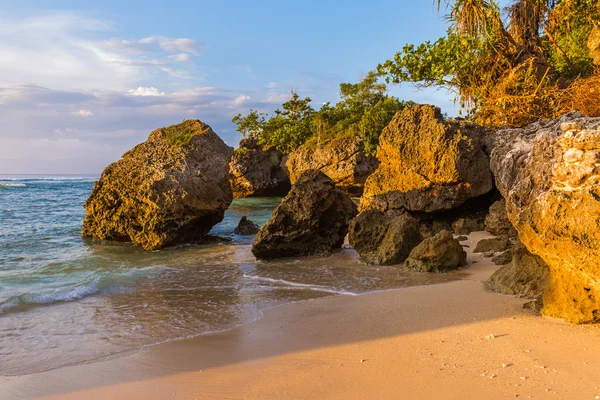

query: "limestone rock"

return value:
[229, 138, 290, 198]
[404, 230, 467, 273]
[348, 210, 421, 265]
[234, 216, 260, 235]
[286, 137, 378, 196]
[252, 170, 358, 260]
[492, 249, 513, 266]
[361, 104, 493, 212]
[490, 111, 600, 323]
[485, 199, 518, 237]
[489, 242, 549, 300]
[474, 237, 512, 254]
[452, 216, 485, 235]
[82, 120, 233, 250]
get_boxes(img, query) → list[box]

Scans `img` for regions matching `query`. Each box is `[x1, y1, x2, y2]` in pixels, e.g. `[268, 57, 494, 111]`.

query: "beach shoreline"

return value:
[2, 232, 600, 400]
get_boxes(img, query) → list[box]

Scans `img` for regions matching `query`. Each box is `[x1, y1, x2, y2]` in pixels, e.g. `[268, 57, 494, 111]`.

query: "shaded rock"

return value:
[490, 111, 600, 323]
[455, 235, 468, 242]
[404, 230, 467, 273]
[348, 210, 421, 265]
[589, 26, 600, 66]
[361, 105, 493, 213]
[489, 242, 549, 300]
[82, 120, 233, 250]
[234, 216, 260, 235]
[286, 137, 378, 196]
[492, 249, 513, 266]
[474, 237, 512, 254]
[229, 138, 290, 198]
[452, 216, 485, 235]
[252, 170, 358, 260]
[485, 199, 517, 237]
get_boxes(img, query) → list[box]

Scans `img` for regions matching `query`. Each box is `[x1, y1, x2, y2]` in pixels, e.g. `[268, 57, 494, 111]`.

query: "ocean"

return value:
[0, 175, 463, 376]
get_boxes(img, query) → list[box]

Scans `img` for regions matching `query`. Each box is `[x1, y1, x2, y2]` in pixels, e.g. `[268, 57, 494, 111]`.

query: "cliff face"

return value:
[286, 137, 378, 196]
[490, 112, 600, 323]
[360, 105, 493, 213]
[82, 120, 233, 250]
[229, 138, 290, 198]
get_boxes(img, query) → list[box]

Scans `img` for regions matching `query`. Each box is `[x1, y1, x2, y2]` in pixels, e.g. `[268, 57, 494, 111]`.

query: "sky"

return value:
[0, 0, 456, 174]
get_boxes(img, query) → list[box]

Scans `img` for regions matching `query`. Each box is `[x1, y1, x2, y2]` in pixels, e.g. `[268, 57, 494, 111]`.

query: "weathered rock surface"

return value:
[234, 216, 260, 235]
[286, 137, 378, 196]
[229, 138, 290, 198]
[404, 230, 467, 273]
[489, 242, 549, 300]
[82, 120, 233, 250]
[452, 216, 485, 235]
[490, 111, 600, 323]
[485, 199, 518, 237]
[361, 105, 493, 213]
[491, 249, 513, 266]
[348, 210, 421, 265]
[589, 26, 600, 66]
[474, 237, 512, 254]
[252, 170, 358, 260]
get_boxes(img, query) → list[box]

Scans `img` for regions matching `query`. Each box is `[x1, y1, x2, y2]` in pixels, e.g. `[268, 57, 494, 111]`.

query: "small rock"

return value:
[455, 235, 468, 241]
[474, 237, 512, 253]
[234, 216, 260, 235]
[485, 334, 496, 339]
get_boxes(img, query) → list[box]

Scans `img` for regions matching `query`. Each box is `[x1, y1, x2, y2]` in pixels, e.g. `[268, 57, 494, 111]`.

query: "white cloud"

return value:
[170, 53, 192, 63]
[128, 87, 166, 97]
[74, 109, 93, 117]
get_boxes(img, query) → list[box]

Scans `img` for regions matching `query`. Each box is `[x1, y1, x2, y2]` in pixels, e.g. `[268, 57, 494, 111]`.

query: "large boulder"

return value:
[361, 105, 493, 212]
[490, 111, 600, 323]
[404, 230, 467, 273]
[348, 210, 421, 265]
[485, 199, 517, 237]
[82, 120, 233, 250]
[229, 138, 290, 198]
[490, 241, 550, 301]
[252, 170, 358, 260]
[286, 137, 378, 196]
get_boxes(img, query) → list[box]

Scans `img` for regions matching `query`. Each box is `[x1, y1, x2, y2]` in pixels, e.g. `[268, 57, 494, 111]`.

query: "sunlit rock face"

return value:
[490, 112, 600, 323]
[360, 104, 493, 213]
[83, 120, 233, 250]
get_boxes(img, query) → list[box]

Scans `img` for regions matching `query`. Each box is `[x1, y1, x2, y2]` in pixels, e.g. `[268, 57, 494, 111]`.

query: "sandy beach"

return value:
[2, 232, 599, 400]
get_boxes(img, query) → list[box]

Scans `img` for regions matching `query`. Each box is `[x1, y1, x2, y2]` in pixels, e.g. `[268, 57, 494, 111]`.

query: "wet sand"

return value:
[2, 232, 600, 400]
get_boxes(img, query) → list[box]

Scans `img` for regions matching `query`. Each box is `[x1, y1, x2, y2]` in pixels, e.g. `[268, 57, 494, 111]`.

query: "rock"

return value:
[82, 120, 233, 250]
[490, 111, 600, 323]
[485, 199, 517, 237]
[588, 26, 600, 66]
[455, 235, 468, 242]
[474, 237, 512, 254]
[361, 104, 493, 212]
[404, 230, 467, 273]
[492, 249, 513, 266]
[252, 170, 358, 260]
[489, 242, 549, 300]
[348, 210, 421, 265]
[418, 218, 452, 240]
[452, 216, 485, 235]
[229, 138, 290, 198]
[286, 137, 378, 196]
[234, 216, 260, 235]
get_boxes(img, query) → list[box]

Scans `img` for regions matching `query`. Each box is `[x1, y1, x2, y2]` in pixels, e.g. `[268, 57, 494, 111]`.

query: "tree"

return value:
[378, 0, 600, 126]
[232, 109, 266, 139]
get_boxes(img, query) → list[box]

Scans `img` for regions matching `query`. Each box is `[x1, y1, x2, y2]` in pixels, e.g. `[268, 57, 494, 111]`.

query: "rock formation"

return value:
[82, 120, 233, 250]
[286, 137, 378, 196]
[252, 170, 358, 260]
[474, 237, 512, 254]
[485, 199, 517, 237]
[234, 216, 260, 235]
[404, 230, 467, 273]
[361, 105, 493, 213]
[229, 138, 290, 198]
[490, 111, 600, 323]
[347, 210, 421, 265]
[489, 241, 549, 301]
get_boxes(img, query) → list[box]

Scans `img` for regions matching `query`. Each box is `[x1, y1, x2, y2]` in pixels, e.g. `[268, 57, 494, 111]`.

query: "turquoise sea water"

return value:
[0, 175, 463, 376]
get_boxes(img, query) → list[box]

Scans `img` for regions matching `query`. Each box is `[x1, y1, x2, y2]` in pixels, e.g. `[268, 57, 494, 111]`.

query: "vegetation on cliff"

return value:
[378, 0, 600, 127]
[232, 72, 411, 156]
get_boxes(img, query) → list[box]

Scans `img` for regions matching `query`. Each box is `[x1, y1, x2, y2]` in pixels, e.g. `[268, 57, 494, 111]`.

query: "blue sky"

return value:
[0, 0, 455, 174]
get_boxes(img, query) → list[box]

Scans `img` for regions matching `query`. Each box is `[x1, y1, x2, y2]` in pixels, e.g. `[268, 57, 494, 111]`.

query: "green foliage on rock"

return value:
[163, 119, 204, 147]
[232, 72, 411, 156]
